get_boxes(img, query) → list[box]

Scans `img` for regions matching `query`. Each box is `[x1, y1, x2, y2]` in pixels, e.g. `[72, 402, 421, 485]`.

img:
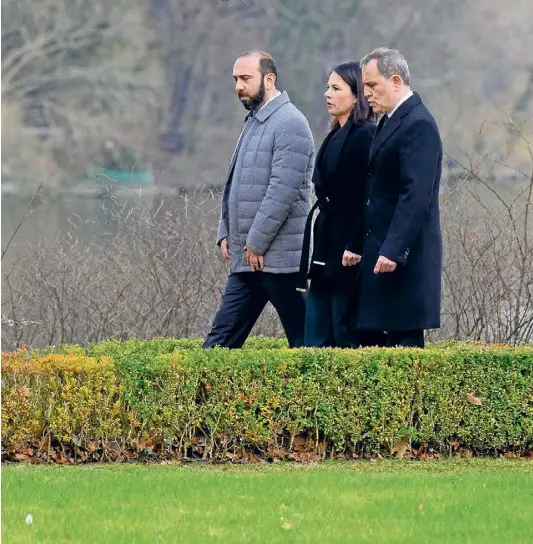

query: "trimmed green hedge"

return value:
[2, 340, 533, 462]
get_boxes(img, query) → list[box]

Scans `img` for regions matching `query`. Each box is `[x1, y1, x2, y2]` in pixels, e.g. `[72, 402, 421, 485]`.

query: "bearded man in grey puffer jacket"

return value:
[203, 50, 314, 349]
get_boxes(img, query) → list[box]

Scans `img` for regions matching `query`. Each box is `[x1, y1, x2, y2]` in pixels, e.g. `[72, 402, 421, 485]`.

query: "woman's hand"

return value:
[342, 250, 361, 267]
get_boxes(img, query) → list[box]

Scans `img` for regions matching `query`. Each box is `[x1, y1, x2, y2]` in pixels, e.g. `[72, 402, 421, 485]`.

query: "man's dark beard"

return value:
[240, 78, 266, 111]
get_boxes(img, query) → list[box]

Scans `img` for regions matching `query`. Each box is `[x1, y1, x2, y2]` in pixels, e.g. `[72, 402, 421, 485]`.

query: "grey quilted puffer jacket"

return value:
[217, 91, 314, 274]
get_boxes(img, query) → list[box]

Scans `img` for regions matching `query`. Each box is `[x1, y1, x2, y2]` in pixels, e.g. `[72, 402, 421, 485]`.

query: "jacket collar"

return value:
[369, 92, 422, 163]
[248, 90, 290, 123]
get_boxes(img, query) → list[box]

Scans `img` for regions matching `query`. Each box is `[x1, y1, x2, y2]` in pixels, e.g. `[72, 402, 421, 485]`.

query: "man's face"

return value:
[362, 59, 398, 114]
[233, 56, 265, 111]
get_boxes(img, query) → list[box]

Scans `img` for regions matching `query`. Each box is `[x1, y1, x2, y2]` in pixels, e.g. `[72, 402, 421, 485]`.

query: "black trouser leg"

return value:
[353, 330, 388, 347]
[262, 273, 306, 348]
[304, 282, 334, 347]
[203, 273, 268, 349]
[386, 330, 425, 348]
[305, 281, 360, 348]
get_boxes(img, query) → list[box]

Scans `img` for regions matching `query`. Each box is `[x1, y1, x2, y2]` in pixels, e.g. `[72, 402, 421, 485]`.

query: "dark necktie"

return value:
[376, 114, 388, 136]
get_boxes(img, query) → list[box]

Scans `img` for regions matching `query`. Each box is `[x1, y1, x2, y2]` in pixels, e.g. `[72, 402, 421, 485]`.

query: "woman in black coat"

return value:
[298, 61, 377, 347]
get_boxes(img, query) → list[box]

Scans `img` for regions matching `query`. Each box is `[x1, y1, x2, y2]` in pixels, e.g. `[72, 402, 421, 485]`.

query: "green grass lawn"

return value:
[2, 460, 533, 543]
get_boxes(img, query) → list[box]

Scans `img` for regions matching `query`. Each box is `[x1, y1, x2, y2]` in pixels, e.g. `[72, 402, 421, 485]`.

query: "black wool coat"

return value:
[298, 119, 375, 288]
[354, 93, 443, 331]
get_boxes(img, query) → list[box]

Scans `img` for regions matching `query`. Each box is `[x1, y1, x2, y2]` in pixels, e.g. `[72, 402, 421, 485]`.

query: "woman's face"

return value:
[324, 71, 356, 119]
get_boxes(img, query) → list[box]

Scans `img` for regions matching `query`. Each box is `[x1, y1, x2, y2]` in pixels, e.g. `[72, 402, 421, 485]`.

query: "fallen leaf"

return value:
[288, 452, 321, 463]
[467, 392, 483, 406]
[14, 453, 29, 462]
[78, 451, 89, 461]
[55, 452, 67, 464]
[419, 504, 424, 512]
[392, 438, 410, 459]
[292, 436, 307, 451]
[243, 451, 261, 463]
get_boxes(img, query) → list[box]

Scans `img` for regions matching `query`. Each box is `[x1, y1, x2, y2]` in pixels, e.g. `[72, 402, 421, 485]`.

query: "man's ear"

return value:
[391, 74, 403, 89]
[265, 73, 276, 90]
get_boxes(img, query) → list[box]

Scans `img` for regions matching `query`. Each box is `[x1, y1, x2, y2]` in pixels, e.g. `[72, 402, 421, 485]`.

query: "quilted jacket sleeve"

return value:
[245, 115, 314, 255]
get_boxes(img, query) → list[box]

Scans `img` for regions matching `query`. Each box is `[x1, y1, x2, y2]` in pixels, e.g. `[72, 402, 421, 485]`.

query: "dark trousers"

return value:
[304, 281, 357, 348]
[355, 329, 425, 348]
[203, 272, 306, 349]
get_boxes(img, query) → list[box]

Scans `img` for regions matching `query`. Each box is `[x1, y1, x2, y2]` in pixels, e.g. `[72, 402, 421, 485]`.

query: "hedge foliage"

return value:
[2, 339, 532, 462]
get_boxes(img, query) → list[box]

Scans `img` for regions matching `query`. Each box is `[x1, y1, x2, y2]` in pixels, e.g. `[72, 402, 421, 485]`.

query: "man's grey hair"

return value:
[360, 48, 411, 85]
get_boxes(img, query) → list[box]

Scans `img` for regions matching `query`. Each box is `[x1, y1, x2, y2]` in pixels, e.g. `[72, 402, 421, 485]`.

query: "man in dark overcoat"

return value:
[354, 48, 443, 348]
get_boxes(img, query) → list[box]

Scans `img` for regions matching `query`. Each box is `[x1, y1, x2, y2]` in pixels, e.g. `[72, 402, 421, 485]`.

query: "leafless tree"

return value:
[434, 115, 533, 343]
[2, 0, 160, 184]
[1, 187, 284, 350]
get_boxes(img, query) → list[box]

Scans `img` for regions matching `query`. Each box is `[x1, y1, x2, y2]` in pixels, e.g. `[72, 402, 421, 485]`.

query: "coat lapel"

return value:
[369, 114, 401, 164]
[314, 119, 354, 186]
[369, 93, 421, 164]
[327, 118, 353, 177]
[312, 128, 335, 187]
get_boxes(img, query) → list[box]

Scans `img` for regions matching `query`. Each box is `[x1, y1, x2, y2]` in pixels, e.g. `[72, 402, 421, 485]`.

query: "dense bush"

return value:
[2, 340, 532, 463]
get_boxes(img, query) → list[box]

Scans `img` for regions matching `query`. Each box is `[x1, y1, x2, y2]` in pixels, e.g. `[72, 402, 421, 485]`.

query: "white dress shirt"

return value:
[387, 90, 414, 118]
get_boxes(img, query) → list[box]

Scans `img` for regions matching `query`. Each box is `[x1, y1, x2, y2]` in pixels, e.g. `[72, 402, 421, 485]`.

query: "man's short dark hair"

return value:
[238, 50, 278, 85]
